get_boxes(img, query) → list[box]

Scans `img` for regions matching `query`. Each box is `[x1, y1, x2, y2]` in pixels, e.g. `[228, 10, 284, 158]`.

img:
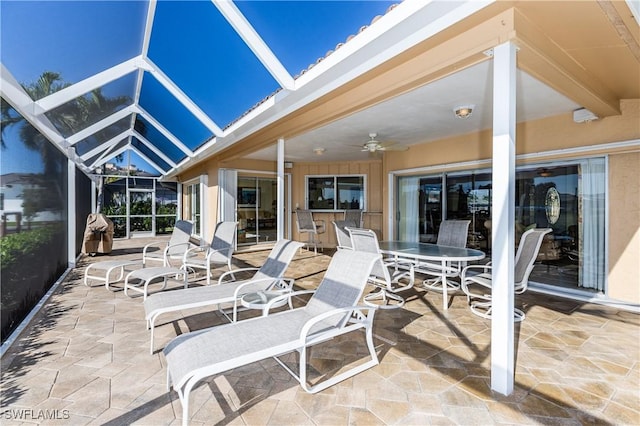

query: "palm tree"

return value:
[1, 71, 131, 212]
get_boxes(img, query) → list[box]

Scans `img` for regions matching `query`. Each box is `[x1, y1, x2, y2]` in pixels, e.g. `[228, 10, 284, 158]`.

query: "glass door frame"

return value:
[235, 170, 291, 247]
[127, 187, 155, 237]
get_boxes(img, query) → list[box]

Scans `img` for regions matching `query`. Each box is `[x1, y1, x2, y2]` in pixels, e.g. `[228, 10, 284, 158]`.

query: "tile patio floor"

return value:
[1, 237, 639, 425]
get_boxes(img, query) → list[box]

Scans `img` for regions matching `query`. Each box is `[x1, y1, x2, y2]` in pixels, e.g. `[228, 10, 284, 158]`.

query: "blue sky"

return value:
[1, 0, 395, 174]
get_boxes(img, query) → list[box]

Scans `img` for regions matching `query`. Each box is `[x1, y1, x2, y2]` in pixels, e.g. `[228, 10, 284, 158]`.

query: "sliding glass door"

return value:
[237, 176, 278, 246]
[394, 158, 606, 294]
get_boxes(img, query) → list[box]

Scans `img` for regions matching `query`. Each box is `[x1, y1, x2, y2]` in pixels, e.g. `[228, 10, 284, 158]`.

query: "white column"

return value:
[491, 41, 517, 395]
[91, 178, 97, 214]
[200, 174, 209, 239]
[276, 138, 285, 241]
[67, 160, 76, 267]
[176, 181, 182, 220]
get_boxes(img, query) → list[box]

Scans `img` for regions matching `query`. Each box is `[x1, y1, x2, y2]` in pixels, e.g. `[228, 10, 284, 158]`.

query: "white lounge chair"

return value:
[182, 221, 237, 285]
[144, 239, 304, 353]
[142, 220, 194, 267]
[461, 228, 551, 321]
[163, 249, 381, 426]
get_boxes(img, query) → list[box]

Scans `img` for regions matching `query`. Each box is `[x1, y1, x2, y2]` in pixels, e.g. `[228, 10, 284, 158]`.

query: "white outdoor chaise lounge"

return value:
[182, 221, 237, 285]
[163, 249, 381, 426]
[144, 239, 304, 354]
[142, 220, 194, 267]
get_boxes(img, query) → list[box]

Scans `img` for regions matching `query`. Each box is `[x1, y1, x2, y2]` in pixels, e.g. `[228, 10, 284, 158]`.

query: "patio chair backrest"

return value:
[346, 227, 389, 282]
[304, 249, 381, 328]
[166, 220, 194, 256]
[252, 239, 304, 283]
[207, 222, 237, 263]
[332, 220, 357, 249]
[514, 228, 552, 292]
[436, 220, 470, 247]
[344, 209, 364, 227]
[295, 209, 316, 233]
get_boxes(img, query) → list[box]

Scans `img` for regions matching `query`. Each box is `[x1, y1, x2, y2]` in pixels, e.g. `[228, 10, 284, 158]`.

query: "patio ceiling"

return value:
[1, 1, 638, 176]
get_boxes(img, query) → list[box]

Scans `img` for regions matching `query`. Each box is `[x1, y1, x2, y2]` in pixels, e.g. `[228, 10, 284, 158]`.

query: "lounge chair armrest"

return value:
[183, 245, 206, 258]
[232, 277, 293, 299]
[217, 267, 259, 284]
[460, 263, 492, 281]
[299, 305, 377, 343]
[204, 247, 232, 262]
[143, 240, 165, 255]
[164, 243, 191, 256]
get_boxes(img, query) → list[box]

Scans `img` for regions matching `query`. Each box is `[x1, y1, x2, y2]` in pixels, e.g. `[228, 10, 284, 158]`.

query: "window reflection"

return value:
[307, 175, 364, 210]
[1, 98, 69, 342]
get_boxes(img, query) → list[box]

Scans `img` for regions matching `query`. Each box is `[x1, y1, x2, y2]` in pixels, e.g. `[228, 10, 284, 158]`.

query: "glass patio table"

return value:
[378, 241, 486, 311]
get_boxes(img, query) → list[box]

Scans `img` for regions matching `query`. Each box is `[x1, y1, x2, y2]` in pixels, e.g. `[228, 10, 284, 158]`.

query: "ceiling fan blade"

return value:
[379, 144, 408, 151]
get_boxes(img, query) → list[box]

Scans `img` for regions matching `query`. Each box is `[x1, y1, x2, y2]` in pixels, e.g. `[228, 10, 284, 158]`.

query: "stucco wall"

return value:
[608, 152, 640, 304]
[382, 100, 640, 304]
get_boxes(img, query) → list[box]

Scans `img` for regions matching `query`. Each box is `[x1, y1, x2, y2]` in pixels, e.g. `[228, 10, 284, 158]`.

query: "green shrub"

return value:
[1, 225, 67, 341]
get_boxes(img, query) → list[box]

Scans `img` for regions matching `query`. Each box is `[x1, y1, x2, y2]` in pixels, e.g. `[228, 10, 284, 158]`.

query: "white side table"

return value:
[240, 290, 292, 316]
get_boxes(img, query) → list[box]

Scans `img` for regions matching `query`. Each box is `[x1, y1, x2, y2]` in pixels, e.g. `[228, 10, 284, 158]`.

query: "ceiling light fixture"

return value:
[453, 104, 475, 119]
[538, 168, 553, 177]
[313, 147, 325, 156]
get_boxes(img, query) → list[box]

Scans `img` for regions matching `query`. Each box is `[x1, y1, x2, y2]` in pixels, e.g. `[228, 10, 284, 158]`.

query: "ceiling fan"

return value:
[360, 133, 408, 153]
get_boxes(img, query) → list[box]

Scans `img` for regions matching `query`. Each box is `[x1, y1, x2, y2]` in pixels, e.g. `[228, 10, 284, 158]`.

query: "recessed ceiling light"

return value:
[453, 104, 475, 119]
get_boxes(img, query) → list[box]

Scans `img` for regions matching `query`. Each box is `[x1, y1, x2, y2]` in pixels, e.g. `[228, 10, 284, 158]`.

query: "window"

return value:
[306, 175, 365, 210]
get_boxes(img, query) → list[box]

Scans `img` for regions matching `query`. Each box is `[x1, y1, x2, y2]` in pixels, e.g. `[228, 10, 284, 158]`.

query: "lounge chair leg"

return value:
[150, 321, 155, 355]
[180, 380, 196, 426]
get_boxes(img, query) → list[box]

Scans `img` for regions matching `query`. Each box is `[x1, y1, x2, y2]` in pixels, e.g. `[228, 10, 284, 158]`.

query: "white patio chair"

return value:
[347, 227, 414, 309]
[182, 221, 237, 285]
[419, 219, 471, 292]
[332, 220, 357, 250]
[144, 239, 304, 353]
[295, 209, 325, 254]
[142, 220, 194, 267]
[163, 249, 381, 426]
[461, 228, 551, 321]
[344, 209, 364, 227]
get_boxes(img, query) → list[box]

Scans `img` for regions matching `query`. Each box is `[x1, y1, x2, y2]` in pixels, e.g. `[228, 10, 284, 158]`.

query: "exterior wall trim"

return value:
[389, 138, 640, 176]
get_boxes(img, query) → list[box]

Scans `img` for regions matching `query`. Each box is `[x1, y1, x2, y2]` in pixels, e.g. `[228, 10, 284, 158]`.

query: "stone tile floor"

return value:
[1, 237, 639, 425]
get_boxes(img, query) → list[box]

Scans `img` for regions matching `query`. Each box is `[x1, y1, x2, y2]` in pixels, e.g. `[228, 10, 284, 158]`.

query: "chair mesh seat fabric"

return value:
[296, 210, 316, 231]
[164, 309, 314, 388]
[436, 220, 470, 247]
[144, 279, 275, 318]
[166, 220, 194, 256]
[332, 220, 357, 249]
[88, 259, 140, 270]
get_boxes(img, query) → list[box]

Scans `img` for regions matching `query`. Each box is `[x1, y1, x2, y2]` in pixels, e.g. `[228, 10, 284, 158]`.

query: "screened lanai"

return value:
[0, 0, 400, 344]
[2, 0, 639, 416]
[1, 0, 398, 176]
